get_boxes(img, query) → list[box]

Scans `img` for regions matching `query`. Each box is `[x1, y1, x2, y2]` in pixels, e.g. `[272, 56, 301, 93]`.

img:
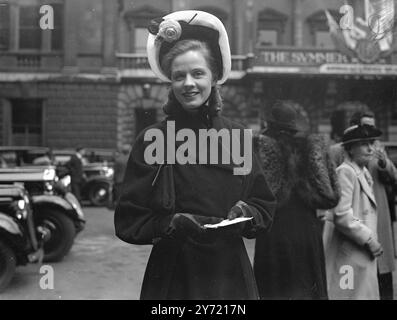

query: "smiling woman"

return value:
[168, 47, 214, 113]
[114, 10, 276, 300]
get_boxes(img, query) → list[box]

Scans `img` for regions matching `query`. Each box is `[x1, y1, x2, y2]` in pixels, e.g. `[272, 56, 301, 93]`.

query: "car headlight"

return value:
[45, 182, 54, 192]
[15, 200, 28, 220]
[104, 167, 114, 178]
[60, 175, 71, 188]
[43, 168, 56, 181]
[17, 199, 26, 210]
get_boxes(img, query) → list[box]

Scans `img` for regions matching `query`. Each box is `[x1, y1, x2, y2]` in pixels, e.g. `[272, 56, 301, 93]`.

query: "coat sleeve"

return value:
[240, 152, 276, 238]
[114, 132, 174, 245]
[332, 166, 373, 246]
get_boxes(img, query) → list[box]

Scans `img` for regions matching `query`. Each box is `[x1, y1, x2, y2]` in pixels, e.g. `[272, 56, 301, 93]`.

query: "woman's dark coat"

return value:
[114, 107, 276, 300]
[254, 134, 340, 300]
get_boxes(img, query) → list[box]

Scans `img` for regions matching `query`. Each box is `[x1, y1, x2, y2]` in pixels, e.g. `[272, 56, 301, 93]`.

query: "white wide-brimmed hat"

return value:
[146, 10, 231, 84]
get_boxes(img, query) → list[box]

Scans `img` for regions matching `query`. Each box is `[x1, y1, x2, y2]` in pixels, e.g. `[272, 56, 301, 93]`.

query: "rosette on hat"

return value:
[146, 10, 231, 84]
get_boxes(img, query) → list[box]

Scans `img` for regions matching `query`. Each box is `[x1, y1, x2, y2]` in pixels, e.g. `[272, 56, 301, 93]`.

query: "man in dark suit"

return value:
[67, 146, 86, 202]
[113, 144, 130, 202]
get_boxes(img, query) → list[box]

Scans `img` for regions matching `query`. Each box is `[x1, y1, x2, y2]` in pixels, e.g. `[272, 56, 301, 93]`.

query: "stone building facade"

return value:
[1, 0, 397, 149]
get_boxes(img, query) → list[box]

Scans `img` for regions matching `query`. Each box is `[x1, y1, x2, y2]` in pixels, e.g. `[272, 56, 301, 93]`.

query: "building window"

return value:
[315, 30, 333, 48]
[256, 8, 288, 47]
[0, 2, 9, 50]
[134, 27, 147, 54]
[257, 29, 278, 47]
[1, 1, 63, 51]
[124, 5, 165, 53]
[307, 10, 341, 48]
[11, 99, 43, 146]
[19, 5, 42, 49]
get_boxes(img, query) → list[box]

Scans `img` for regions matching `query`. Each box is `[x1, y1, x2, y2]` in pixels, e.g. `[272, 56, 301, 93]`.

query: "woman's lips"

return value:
[183, 92, 199, 98]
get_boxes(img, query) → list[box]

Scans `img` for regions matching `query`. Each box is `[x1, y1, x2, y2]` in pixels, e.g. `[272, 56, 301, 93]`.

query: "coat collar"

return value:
[344, 159, 376, 206]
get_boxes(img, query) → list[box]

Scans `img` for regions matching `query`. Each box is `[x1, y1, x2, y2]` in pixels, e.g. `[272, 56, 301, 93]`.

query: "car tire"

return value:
[35, 209, 76, 262]
[0, 241, 16, 293]
[88, 182, 110, 207]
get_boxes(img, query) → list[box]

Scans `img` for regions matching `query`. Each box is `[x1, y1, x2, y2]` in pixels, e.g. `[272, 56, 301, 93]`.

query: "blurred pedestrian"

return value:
[323, 124, 383, 299]
[329, 111, 397, 300]
[254, 100, 340, 299]
[114, 10, 275, 300]
[113, 144, 130, 202]
[67, 146, 86, 202]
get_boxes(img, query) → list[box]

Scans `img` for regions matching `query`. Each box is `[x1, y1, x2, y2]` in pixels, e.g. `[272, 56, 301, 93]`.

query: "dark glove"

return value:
[227, 201, 252, 220]
[168, 213, 223, 240]
[226, 201, 254, 234]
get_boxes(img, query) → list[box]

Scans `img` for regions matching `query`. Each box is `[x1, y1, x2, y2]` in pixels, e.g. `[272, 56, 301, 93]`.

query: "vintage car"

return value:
[52, 148, 115, 206]
[0, 184, 45, 292]
[0, 146, 49, 167]
[0, 166, 85, 262]
[0, 146, 115, 206]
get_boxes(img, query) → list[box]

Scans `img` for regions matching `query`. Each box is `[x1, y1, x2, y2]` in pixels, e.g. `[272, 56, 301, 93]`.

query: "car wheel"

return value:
[88, 182, 110, 207]
[0, 241, 16, 293]
[35, 209, 76, 262]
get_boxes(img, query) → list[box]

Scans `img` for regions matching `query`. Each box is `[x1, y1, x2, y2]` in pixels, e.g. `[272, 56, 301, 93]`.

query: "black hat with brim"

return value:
[342, 124, 382, 145]
[267, 102, 300, 133]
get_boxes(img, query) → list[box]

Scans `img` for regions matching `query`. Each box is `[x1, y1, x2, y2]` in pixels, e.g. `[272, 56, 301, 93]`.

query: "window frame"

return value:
[256, 8, 288, 47]
[307, 9, 341, 48]
[124, 5, 165, 53]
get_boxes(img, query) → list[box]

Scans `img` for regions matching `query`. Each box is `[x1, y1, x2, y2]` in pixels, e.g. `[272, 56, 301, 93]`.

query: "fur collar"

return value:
[257, 134, 340, 209]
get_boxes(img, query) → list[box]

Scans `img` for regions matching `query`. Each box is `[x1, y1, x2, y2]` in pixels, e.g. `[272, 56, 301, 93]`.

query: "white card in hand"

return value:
[203, 217, 253, 229]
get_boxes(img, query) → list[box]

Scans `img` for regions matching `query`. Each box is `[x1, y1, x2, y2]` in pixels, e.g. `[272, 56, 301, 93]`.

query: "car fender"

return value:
[0, 212, 23, 236]
[32, 194, 73, 211]
[31, 194, 85, 224]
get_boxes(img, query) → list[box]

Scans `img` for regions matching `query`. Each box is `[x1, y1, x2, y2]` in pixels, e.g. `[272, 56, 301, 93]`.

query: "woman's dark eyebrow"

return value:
[171, 70, 185, 76]
[191, 67, 206, 73]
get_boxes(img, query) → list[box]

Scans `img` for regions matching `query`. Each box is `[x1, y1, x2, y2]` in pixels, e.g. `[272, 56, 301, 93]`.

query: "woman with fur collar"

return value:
[254, 100, 340, 300]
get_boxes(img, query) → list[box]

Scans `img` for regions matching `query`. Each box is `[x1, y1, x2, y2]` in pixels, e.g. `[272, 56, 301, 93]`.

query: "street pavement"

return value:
[0, 206, 152, 299]
[0, 206, 395, 300]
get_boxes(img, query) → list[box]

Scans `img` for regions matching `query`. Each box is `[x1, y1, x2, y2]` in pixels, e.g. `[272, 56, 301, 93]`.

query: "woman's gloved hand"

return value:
[227, 201, 252, 220]
[226, 201, 255, 235]
[365, 236, 383, 259]
[169, 213, 223, 240]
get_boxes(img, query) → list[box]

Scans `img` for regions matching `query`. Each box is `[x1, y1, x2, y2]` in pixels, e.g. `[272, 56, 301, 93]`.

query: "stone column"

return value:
[9, 2, 18, 51]
[63, 0, 79, 73]
[102, 0, 118, 74]
[292, 0, 303, 47]
[232, 0, 245, 54]
[245, 0, 255, 53]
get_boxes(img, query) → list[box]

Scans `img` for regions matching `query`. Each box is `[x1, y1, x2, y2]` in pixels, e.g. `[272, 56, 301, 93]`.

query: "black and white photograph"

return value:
[0, 0, 397, 305]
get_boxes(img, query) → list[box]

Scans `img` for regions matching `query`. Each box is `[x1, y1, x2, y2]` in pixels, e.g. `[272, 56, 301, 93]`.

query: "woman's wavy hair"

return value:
[161, 39, 223, 116]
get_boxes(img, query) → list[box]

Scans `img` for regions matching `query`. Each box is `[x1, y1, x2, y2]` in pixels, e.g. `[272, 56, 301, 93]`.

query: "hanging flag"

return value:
[324, 10, 353, 56]
[366, 0, 394, 51]
[324, 1, 395, 63]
